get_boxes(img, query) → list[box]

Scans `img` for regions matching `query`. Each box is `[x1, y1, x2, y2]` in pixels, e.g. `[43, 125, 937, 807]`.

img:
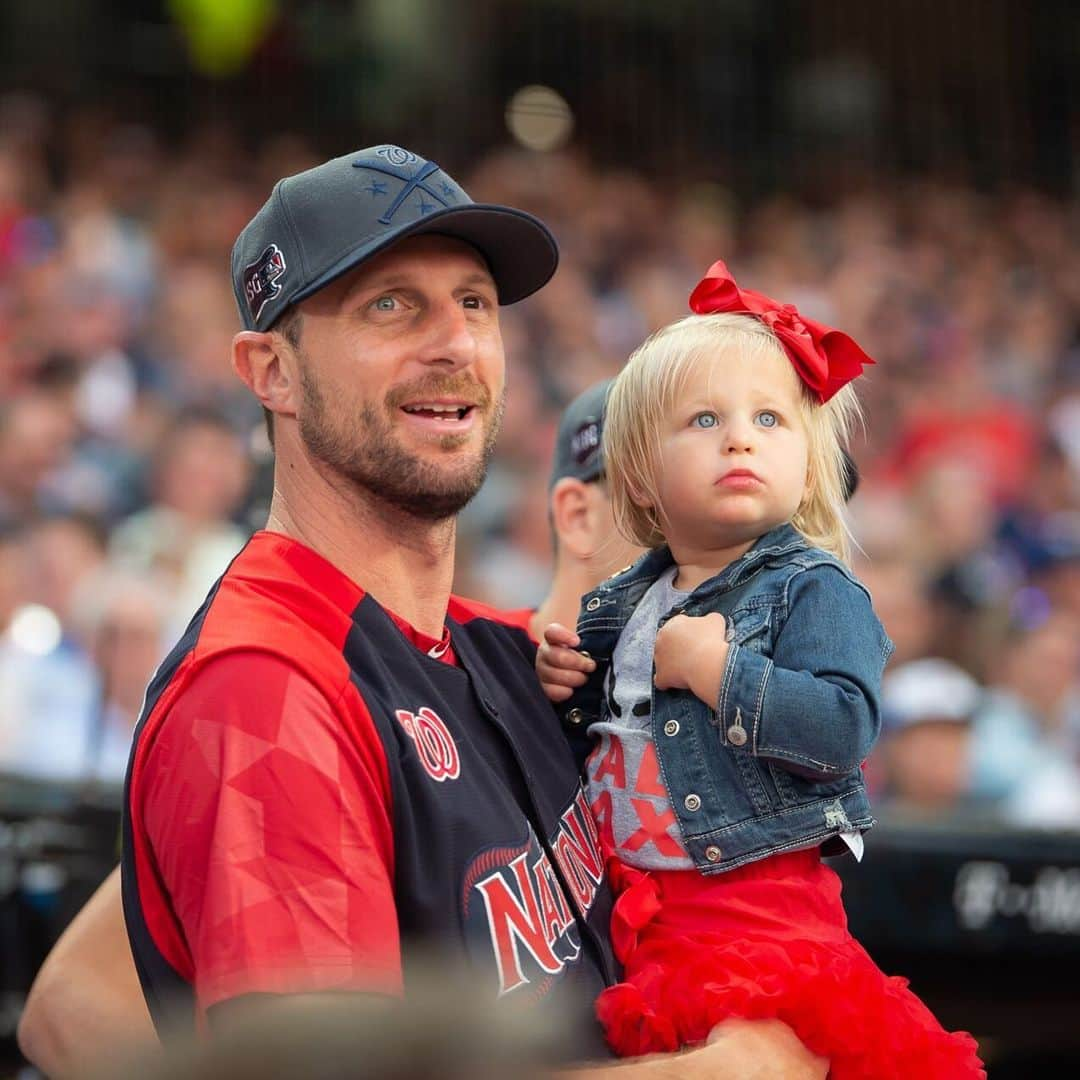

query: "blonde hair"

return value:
[604, 312, 862, 563]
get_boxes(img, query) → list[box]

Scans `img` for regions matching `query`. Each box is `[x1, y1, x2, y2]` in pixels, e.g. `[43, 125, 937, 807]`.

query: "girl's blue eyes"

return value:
[691, 410, 780, 428]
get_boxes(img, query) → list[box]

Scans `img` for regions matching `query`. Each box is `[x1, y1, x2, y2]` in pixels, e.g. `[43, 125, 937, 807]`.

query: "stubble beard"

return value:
[298, 364, 504, 522]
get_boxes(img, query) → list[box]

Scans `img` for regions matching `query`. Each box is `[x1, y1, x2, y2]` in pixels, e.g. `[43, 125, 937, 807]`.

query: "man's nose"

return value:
[418, 301, 478, 369]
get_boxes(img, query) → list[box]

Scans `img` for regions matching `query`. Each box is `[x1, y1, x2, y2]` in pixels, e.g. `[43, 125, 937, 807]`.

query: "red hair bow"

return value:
[688, 260, 873, 403]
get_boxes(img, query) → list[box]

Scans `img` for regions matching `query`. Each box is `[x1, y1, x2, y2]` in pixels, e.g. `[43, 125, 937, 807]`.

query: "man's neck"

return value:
[266, 450, 457, 639]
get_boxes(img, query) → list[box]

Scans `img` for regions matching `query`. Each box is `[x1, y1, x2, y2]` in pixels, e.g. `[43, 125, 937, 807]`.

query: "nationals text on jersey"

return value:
[466, 788, 604, 995]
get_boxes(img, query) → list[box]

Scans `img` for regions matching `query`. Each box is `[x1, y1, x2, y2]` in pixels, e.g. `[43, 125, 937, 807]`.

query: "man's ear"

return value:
[550, 477, 594, 560]
[232, 331, 299, 419]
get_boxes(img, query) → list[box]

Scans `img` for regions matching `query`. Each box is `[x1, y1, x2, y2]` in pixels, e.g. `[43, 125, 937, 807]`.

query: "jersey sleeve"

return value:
[140, 650, 401, 1012]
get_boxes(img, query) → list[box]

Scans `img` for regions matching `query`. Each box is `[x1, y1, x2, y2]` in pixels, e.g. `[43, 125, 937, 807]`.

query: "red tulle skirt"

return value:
[597, 850, 985, 1079]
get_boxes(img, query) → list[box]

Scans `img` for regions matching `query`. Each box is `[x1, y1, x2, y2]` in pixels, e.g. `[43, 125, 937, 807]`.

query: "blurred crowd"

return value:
[0, 100, 1077, 833]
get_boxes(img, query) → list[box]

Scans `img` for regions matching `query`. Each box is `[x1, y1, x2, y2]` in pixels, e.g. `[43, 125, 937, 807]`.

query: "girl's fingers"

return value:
[541, 682, 574, 702]
[542, 622, 580, 648]
[541, 644, 595, 672]
[537, 663, 589, 688]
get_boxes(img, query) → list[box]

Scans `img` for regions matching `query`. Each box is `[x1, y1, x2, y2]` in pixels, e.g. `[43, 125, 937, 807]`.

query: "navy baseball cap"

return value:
[231, 144, 559, 332]
[549, 379, 613, 488]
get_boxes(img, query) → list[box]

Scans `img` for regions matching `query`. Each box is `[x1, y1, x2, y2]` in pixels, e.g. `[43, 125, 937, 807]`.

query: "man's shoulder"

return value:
[447, 595, 535, 637]
[197, 535, 360, 667]
[136, 538, 360, 728]
[178, 647, 326, 693]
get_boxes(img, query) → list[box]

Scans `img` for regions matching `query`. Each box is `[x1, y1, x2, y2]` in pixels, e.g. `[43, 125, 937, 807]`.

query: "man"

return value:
[16, 379, 641, 1072]
[519, 378, 644, 642]
[20, 147, 824, 1077]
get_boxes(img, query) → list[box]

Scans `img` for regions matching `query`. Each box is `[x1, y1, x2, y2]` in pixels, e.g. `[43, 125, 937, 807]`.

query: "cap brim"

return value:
[292, 204, 558, 308]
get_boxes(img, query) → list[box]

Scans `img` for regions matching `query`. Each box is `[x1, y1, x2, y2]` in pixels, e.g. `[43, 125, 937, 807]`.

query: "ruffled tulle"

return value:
[597, 853, 985, 1079]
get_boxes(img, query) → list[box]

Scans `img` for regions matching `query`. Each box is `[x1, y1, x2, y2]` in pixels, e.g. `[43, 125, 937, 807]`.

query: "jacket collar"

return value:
[698, 523, 808, 593]
[602, 523, 808, 598]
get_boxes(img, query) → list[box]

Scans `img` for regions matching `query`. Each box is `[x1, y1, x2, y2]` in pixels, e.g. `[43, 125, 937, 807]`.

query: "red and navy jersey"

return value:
[121, 532, 615, 1060]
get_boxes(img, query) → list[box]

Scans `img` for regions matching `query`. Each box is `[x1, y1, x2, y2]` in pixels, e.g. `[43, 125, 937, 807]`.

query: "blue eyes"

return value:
[691, 410, 780, 429]
[371, 294, 485, 312]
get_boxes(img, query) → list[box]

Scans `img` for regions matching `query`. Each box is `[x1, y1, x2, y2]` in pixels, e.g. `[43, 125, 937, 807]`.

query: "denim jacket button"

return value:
[663, 720, 680, 737]
[586, 597, 601, 612]
[684, 793, 702, 812]
[704, 845, 722, 863]
[726, 725, 748, 747]
[567, 708, 585, 725]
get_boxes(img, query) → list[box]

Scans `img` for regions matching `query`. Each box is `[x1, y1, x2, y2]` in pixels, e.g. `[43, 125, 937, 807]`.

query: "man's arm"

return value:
[563, 1019, 828, 1079]
[138, 651, 401, 1012]
[18, 872, 826, 1080]
[18, 865, 157, 1078]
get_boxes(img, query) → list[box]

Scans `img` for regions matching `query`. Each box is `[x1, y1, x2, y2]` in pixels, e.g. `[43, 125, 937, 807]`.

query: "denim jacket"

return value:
[563, 523, 893, 875]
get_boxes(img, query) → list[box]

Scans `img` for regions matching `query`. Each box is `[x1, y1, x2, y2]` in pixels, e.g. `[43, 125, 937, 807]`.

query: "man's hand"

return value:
[697, 1018, 829, 1079]
[653, 612, 729, 709]
[536, 622, 596, 702]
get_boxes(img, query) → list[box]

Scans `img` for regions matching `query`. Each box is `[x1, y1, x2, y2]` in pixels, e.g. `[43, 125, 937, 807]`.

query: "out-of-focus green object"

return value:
[169, 0, 277, 77]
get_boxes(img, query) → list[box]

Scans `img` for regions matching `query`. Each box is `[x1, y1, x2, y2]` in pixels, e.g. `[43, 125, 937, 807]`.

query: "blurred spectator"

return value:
[68, 568, 171, 783]
[109, 407, 252, 638]
[0, 515, 106, 781]
[458, 468, 554, 608]
[877, 658, 982, 812]
[0, 517, 170, 784]
[24, 513, 108, 627]
[0, 391, 78, 528]
[49, 273, 141, 438]
[876, 625, 1080, 832]
[852, 553, 936, 668]
[143, 258, 263, 428]
[972, 611, 1080, 829]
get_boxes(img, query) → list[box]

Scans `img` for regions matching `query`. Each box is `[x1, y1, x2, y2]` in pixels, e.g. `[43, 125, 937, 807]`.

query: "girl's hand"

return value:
[536, 622, 597, 702]
[654, 612, 729, 708]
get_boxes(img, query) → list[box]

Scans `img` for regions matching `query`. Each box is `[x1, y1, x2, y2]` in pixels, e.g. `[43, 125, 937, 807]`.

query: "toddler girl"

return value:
[538, 261, 985, 1078]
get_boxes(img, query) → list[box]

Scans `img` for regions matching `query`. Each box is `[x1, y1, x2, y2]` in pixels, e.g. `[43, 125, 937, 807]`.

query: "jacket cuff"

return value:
[717, 642, 773, 750]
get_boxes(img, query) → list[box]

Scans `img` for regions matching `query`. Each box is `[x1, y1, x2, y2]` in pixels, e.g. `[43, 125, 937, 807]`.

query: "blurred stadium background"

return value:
[1, 0, 1079, 1074]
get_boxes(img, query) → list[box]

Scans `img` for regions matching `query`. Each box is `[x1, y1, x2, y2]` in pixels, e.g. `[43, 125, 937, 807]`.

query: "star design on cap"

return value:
[364, 181, 388, 197]
[359, 158, 454, 225]
[439, 181, 454, 197]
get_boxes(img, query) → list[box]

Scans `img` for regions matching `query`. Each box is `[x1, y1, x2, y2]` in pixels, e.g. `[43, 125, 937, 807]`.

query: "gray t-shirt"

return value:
[586, 566, 695, 870]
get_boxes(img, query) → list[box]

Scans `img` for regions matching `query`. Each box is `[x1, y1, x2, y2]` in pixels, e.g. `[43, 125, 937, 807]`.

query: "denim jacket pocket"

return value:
[768, 761, 801, 806]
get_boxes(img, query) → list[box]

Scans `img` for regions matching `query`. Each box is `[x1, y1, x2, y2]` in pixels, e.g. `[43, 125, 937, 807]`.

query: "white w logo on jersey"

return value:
[395, 707, 461, 781]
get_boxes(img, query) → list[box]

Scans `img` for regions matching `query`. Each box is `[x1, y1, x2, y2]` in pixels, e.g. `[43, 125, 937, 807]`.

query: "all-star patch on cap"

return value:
[549, 379, 613, 488]
[231, 144, 559, 332]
